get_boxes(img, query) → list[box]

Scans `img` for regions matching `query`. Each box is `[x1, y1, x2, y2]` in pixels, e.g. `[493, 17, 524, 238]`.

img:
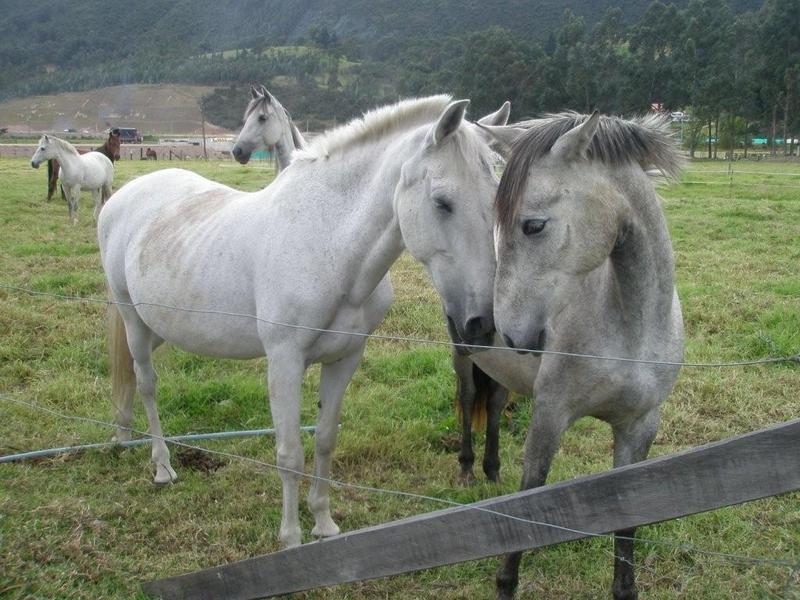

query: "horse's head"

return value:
[394, 100, 516, 352]
[30, 134, 53, 168]
[232, 85, 288, 164]
[108, 128, 121, 161]
[494, 112, 632, 353]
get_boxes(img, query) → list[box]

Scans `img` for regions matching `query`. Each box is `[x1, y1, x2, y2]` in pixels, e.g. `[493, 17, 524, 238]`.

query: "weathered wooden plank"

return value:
[143, 419, 800, 600]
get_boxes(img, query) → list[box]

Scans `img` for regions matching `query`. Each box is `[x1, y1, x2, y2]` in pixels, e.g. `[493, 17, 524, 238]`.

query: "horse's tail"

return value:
[108, 290, 136, 440]
[454, 363, 492, 431]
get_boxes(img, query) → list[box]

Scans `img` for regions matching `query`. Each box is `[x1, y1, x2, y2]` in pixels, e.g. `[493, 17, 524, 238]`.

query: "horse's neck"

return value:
[53, 144, 82, 178]
[607, 171, 676, 333]
[274, 121, 298, 172]
[290, 137, 409, 300]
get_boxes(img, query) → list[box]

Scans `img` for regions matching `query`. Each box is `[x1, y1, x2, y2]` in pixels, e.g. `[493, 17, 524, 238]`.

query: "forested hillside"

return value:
[1, 0, 796, 156]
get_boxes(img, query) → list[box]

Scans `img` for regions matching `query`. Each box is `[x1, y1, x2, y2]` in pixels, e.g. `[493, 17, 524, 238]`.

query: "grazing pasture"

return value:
[0, 157, 798, 599]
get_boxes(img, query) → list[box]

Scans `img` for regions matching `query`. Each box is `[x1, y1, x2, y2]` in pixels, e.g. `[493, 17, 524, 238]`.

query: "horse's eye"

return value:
[434, 197, 452, 214]
[522, 218, 548, 235]
[258, 114, 267, 122]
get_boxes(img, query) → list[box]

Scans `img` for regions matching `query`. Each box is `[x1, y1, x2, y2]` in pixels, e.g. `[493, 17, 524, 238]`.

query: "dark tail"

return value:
[454, 363, 493, 431]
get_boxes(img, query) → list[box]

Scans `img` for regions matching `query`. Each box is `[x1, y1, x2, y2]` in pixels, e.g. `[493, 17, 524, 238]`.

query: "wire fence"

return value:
[2, 393, 798, 574]
[1, 280, 799, 576]
[2, 284, 797, 368]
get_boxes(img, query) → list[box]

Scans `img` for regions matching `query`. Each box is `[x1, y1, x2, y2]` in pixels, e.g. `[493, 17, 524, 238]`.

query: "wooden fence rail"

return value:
[144, 419, 800, 600]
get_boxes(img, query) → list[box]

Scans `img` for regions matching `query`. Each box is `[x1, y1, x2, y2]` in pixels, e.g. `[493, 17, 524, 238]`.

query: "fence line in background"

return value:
[0, 425, 318, 464]
[2, 284, 798, 369]
[2, 393, 796, 573]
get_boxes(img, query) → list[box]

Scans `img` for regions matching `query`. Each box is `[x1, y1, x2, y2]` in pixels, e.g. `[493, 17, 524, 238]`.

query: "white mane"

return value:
[44, 135, 80, 157]
[294, 95, 452, 162]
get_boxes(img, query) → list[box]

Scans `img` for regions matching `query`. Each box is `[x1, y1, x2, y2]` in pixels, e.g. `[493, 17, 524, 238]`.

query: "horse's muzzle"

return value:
[447, 315, 495, 355]
[503, 328, 546, 356]
[31, 161, 39, 169]
[232, 146, 250, 165]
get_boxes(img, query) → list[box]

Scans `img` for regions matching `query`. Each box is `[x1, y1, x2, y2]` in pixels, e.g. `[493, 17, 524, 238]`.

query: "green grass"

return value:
[1, 157, 799, 599]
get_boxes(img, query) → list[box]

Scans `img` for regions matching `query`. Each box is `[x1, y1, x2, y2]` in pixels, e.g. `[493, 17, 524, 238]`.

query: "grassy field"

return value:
[0, 157, 798, 599]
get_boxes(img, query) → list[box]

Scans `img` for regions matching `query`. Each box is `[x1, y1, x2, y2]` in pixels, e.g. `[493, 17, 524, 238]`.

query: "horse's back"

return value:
[81, 151, 114, 187]
[98, 169, 267, 358]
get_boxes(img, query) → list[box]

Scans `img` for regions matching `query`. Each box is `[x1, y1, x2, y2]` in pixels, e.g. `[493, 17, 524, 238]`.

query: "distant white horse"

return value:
[231, 84, 306, 171]
[30, 135, 113, 224]
[99, 96, 502, 548]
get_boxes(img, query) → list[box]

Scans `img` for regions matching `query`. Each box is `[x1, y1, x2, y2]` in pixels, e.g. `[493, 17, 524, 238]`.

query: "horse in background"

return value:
[47, 128, 121, 201]
[231, 84, 306, 172]
[145, 148, 157, 160]
[32, 135, 114, 223]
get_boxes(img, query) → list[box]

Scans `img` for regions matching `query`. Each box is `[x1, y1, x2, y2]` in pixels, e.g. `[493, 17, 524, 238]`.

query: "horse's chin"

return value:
[234, 155, 251, 165]
[31, 161, 40, 169]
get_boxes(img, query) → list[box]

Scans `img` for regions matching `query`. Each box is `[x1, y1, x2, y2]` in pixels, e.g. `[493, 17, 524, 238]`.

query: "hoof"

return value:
[311, 519, 340, 538]
[112, 430, 132, 443]
[459, 470, 476, 486]
[153, 463, 178, 486]
[279, 528, 302, 548]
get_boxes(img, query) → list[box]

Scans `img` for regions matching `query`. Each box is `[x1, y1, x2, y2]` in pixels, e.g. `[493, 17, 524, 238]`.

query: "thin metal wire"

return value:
[1, 393, 797, 570]
[2, 284, 798, 369]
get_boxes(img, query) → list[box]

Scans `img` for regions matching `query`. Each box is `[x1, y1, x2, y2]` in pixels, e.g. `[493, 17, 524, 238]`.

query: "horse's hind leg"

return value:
[120, 307, 174, 484]
[482, 380, 509, 482]
[610, 409, 661, 600]
[65, 185, 80, 224]
[92, 190, 102, 221]
[308, 345, 365, 538]
[453, 352, 477, 483]
[495, 397, 569, 600]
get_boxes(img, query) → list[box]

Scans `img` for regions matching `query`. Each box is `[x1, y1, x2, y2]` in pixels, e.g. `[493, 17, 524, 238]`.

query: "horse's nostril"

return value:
[503, 334, 515, 348]
[232, 146, 241, 157]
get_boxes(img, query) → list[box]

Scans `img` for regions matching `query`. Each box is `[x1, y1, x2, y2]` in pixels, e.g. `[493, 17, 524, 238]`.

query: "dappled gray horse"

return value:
[484, 112, 685, 600]
[100, 96, 502, 548]
[231, 84, 306, 170]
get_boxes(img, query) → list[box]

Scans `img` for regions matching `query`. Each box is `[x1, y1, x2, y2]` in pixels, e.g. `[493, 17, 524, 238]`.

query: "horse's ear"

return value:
[426, 99, 470, 147]
[476, 123, 527, 153]
[261, 86, 275, 104]
[477, 101, 511, 127]
[43, 134, 49, 142]
[250, 84, 261, 99]
[550, 111, 600, 161]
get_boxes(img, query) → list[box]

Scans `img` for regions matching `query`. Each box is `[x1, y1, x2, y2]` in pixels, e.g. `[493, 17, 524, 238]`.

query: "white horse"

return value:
[485, 112, 685, 600]
[231, 84, 306, 171]
[99, 96, 503, 548]
[30, 135, 114, 223]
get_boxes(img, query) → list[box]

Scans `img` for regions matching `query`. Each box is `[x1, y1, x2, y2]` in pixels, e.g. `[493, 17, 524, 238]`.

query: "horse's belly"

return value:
[125, 251, 264, 359]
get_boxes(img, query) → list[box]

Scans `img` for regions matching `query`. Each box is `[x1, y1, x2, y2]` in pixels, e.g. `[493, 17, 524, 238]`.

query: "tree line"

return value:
[1, 0, 796, 156]
[395, 0, 799, 157]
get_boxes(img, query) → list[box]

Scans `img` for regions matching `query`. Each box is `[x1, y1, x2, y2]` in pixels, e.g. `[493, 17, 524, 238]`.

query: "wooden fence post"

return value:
[143, 419, 800, 600]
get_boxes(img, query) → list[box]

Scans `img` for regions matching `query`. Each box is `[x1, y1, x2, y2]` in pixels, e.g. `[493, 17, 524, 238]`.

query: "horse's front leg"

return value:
[496, 396, 569, 600]
[308, 345, 365, 538]
[267, 351, 307, 548]
[611, 408, 661, 600]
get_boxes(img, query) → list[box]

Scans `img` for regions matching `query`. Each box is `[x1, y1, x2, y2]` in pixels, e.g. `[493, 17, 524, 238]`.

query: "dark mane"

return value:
[496, 112, 684, 232]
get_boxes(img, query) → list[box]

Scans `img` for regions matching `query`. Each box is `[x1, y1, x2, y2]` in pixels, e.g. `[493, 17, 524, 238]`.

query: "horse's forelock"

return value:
[496, 112, 683, 233]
